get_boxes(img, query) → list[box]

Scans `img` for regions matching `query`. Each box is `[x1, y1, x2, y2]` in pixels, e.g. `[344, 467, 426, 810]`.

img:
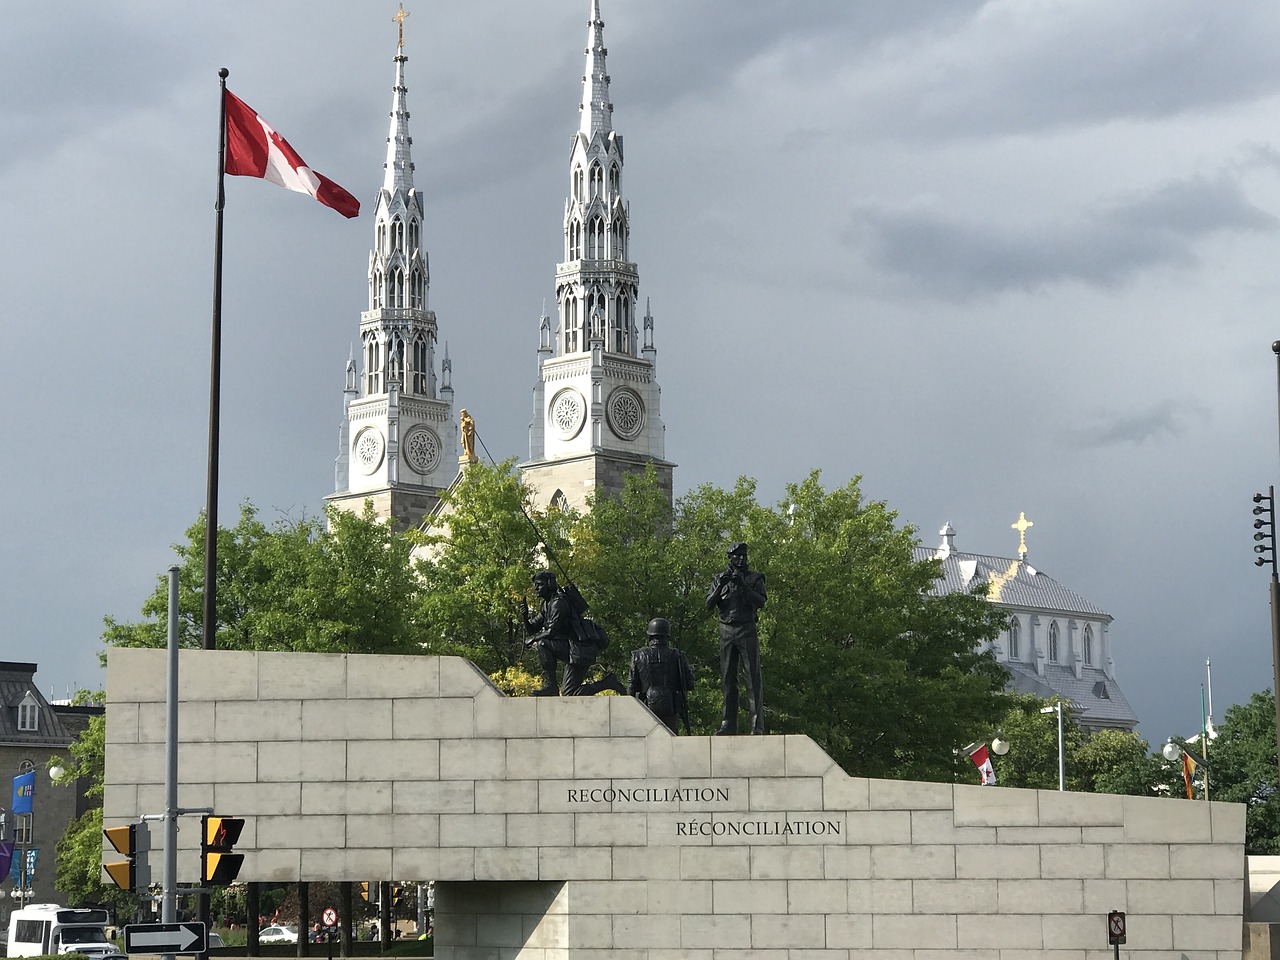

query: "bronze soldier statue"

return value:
[523, 570, 625, 696]
[628, 618, 694, 733]
[706, 542, 767, 734]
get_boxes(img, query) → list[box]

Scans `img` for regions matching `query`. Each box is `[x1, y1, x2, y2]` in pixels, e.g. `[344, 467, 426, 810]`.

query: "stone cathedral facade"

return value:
[520, 0, 675, 512]
[326, 25, 458, 530]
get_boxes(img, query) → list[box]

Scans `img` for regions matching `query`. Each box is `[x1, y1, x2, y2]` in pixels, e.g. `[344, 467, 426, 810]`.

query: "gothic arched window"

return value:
[570, 220, 583, 261]
[609, 163, 620, 193]
[612, 218, 625, 260]
[1083, 625, 1094, 665]
[550, 490, 569, 513]
[1008, 618, 1020, 661]
[365, 336, 381, 394]
[613, 296, 630, 353]
[412, 336, 429, 394]
[573, 166, 584, 202]
[590, 162, 603, 199]
[564, 295, 579, 353]
[1048, 621, 1060, 663]
[409, 268, 422, 309]
[589, 217, 604, 259]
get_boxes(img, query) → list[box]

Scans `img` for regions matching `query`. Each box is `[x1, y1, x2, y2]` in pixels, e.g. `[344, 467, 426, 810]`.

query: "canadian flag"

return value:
[223, 90, 360, 219]
[969, 744, 997, 785]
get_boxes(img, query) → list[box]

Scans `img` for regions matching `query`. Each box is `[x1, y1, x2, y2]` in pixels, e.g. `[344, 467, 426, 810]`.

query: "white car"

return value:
[259, 926, 298, 944]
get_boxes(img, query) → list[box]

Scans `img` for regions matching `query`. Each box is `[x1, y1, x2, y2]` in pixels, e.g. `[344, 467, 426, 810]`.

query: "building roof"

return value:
[0, 661, 74, 746]
[913, 523, 1136, 731]
[1003, 660, 1139, 730]
[913, 525, 1111, 620]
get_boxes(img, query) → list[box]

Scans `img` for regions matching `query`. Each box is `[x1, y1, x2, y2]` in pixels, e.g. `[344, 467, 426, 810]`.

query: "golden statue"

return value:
[460, 408, 477, 463]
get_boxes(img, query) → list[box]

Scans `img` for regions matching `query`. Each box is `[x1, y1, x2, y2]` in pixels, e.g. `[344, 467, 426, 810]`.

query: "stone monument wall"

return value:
[103, 650, 1245, 960]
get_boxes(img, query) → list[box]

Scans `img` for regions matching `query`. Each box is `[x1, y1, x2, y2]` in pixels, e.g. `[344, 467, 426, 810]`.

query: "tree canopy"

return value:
[419, 464, 1013, 780]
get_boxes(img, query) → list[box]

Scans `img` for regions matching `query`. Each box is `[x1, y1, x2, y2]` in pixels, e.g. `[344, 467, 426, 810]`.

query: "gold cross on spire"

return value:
[393, 3, 409, 49]
[1011, 512, 1034, 559]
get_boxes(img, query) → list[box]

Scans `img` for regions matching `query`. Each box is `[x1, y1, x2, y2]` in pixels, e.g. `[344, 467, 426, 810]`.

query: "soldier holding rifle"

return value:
[522, 570, 625, 697]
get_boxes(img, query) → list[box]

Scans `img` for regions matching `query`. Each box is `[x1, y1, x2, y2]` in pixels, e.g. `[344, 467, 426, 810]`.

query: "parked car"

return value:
[208, 932, 226, 949]
[259, 926, 298, 944]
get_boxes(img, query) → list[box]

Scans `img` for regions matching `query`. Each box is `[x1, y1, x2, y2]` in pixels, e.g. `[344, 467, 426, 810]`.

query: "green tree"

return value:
[757, 472, 1010, 781]
[571, 470, 1012, 777]
[985, 695, 1165, 796]
[103, 502, 425, 654]
[1204, 690, 1280, 853]
[415, 460, 574, 673]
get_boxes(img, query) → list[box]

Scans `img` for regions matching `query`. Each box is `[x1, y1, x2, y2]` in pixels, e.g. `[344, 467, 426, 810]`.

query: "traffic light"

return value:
[103, 822, 151, 890]
[1256, 487, 1276, 574]
[359, 882, 371, 901]
[201, 815, 245, 885]
[390, 884, 402, 907]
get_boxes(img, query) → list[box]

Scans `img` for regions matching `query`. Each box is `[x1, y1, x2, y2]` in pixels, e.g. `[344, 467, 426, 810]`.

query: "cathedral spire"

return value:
[580, 0, 613, 137]
[384, 5, 415, 193]
[326, 5, 458, 531]
[522, 1, 671, 513]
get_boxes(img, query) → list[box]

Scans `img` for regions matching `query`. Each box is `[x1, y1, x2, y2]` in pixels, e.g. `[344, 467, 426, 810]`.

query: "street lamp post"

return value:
[1040, 703, 1065, 791]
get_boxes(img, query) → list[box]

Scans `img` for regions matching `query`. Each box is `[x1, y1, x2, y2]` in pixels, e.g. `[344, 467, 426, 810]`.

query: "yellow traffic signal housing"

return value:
[103, 822, 151, 890]
[201, 815, 245, 885]
[359, 882, 370, 901]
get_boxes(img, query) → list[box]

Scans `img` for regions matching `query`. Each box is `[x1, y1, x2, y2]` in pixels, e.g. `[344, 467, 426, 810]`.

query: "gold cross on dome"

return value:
[1011, 512, 1033, 559]
[393, 4, 409, 49]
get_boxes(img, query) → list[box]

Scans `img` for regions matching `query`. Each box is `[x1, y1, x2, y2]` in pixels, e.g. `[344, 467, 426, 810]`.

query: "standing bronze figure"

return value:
[628, 618, 694, 733]
[523, 570, 624, 696]
[706, 542, 767, 734]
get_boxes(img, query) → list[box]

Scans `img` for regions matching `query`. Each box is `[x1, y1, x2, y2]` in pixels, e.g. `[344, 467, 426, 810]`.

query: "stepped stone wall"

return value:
[104, 649, 1246, 960]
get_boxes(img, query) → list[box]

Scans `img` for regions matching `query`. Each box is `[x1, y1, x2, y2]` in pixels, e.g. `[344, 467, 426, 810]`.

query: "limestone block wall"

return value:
[104, 649, 1245, 960]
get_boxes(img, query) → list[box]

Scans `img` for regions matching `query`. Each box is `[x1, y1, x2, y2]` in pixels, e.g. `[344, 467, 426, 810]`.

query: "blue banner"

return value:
[12, 771, 34, 814]
[8, 848, 37, 885]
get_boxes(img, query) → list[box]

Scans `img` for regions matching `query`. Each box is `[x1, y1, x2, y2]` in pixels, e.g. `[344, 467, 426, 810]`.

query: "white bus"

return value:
[6, 904, 120, 958]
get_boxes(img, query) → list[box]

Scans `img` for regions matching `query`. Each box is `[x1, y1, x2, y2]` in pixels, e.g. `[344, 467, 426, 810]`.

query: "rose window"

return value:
[354, 429, 385, 474]
[404, 427, 441, 475]
[607, 389, 644, 440]
[551, 389, 586, 439]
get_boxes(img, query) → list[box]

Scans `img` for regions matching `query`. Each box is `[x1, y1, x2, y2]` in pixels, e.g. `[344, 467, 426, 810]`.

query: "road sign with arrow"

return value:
[124, 922, 207, 955]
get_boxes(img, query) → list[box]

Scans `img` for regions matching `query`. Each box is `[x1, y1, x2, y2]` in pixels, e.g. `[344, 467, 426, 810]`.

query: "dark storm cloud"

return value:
[613, 0, 986, 116]
[849, 1, 1280, 140]
[1068, 400, 1210, 449]
[846, 172, 1278, 299]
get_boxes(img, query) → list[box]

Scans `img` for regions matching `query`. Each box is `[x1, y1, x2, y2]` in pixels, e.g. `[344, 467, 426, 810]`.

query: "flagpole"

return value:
[1201, 685, 1210, 802]
[203, 68, 229, 654]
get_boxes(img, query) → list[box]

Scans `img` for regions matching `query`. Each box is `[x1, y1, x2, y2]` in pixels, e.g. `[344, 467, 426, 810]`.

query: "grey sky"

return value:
[3, 0, 1279, 749]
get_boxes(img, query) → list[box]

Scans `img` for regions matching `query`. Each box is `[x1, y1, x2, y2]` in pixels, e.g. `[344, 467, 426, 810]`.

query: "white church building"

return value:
[916, 520, 1139, 732]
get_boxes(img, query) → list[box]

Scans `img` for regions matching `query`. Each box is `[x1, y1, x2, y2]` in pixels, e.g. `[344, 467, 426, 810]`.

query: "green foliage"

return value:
[102, 501, 425, 655]
[415, 460, 575, 672]
[1203, 690, 1280, 853]
[756, 473, 1010, 780]
[987, 695, 1164, 796]
[570, 469, 1012, 775]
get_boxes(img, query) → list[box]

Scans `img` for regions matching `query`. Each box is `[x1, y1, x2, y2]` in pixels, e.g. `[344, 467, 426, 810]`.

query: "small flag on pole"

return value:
[223, 90, 360, 218]
[1182, 752, 1197, 799]
[969, 743, 997, 785]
